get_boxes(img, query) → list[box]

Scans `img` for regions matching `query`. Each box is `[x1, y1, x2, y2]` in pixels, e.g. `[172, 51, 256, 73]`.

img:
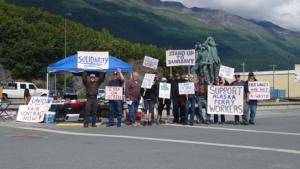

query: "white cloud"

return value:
[166, 0, 300, 31]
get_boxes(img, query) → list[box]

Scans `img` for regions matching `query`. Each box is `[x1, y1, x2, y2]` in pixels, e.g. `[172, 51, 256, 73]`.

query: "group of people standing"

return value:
[82, 69, 258, 128]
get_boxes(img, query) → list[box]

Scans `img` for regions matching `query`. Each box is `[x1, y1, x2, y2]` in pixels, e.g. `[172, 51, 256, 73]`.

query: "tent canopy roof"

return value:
[47, 54, 132, 73]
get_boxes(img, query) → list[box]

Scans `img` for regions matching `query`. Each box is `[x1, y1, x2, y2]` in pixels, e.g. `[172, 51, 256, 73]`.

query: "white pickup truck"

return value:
[2, 82, 49, 99]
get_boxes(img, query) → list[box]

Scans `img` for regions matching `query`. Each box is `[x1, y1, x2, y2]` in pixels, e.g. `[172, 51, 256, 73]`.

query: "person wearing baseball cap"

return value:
[230, 73, 244, 124]
[107, 69, 124, 127]
[82, 71, 106, 128]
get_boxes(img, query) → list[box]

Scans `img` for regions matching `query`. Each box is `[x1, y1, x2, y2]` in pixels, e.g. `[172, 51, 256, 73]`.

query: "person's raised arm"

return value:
[82, 71, 88, 86]
[118, 68, 125, 83]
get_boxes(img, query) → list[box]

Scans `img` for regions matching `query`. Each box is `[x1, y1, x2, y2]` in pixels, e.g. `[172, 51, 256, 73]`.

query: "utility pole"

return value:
[241, 61, 245, 80]
[64, 12, 72, 94]
[287, 56, 290, 99]
[269, 64, 277, 90]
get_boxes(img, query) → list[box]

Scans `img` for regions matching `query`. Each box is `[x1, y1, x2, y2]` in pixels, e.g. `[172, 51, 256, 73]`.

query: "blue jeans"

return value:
[144, 99, 154, 115]
[197, 97, 209, 121]
[185, 96, 196, 124]
[108, 100, 123, 125]
[128, 100, 139, 124]
[246, 101, 257, 123]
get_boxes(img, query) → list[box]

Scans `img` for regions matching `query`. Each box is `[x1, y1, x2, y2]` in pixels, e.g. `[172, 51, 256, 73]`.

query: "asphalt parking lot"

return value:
[0, 107, 300, 169]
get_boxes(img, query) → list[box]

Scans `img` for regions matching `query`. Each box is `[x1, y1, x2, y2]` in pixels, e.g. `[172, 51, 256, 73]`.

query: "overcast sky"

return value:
[166, 0, 300, 32]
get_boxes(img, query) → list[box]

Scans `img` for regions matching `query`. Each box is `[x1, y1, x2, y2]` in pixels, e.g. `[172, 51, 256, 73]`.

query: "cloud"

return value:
[165, 0, 300, 31]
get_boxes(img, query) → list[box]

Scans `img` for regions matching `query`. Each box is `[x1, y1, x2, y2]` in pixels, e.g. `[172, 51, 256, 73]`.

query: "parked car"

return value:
[97, 89, 105, 100]
[2, 82, 48, 99]
[63, 87, 77, 100]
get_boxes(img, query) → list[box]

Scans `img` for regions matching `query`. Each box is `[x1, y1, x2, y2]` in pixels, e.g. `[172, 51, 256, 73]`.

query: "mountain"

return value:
[0, 0, 164, 79]
[4, 0, 300, 71]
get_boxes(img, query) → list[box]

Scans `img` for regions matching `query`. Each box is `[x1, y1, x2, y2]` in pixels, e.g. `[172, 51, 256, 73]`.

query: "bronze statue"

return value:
[192, 37, 221, 84]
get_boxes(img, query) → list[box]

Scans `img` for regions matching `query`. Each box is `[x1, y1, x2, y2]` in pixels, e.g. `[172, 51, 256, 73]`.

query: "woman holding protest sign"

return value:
[244, 72, 258, 125]
[157, 76, 172, 124]
[213, 76, 226, 124]
[141, 74, 159, 126]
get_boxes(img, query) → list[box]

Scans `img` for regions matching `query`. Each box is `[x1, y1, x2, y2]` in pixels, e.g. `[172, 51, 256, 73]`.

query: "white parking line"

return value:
[15, 126, 300, 155]
[164, 124, 300, 136]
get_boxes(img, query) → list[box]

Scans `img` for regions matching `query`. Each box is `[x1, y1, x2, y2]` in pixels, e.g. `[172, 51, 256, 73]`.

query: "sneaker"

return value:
[249, 121, 255, 125]
[106, 123, 114, 127]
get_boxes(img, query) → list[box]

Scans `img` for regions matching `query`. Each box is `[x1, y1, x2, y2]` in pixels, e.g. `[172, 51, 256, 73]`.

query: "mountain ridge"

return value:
[5, 0, 300, 71]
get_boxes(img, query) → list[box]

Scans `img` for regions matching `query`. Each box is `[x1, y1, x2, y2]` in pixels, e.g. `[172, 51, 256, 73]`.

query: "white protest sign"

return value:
[248, 82, 270, 100]
[179, 82, 195, 95]
[219, 65, 235, 79]
[159, 82, 171, 99]
[16, 105, 45, 123]
[166, 49, 195, 67]
[143, 56, 159, 70]
[141, 73, 156, 89]
[17, 97, 54, 123]
[28, 97, 54, 111]
[207, 85, 244, 115]
[105, 86, 123, 100]
[77, 51, 109, 70]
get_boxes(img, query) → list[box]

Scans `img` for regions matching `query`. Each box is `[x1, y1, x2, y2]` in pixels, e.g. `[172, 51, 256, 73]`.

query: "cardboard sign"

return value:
[166, 49, 195, 67]
[219, 65, 235, 79]
[17, 97, 54, 123]
[77, 51, 109, 70]
[16, 105, 45, 123]
[159, 82, 171, 99]
[207, 85, 244, 115]
[179, 82, 195, 95]
[248, 82, 270, 100]
[141, 73, 156, 89]
[105, 86, 123, 100]
[143, 56, 159, 70]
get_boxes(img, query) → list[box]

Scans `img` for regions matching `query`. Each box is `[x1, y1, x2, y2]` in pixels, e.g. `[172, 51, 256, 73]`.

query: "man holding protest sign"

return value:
[245, 72, 258, 125]
[230, 74, 245, 124]
[185, 74, 197, 125]
[125, 72, 141, 127]
[196, 74, 208, 124]
[82, 71, 106, 128]
[107, 69, 124, 127]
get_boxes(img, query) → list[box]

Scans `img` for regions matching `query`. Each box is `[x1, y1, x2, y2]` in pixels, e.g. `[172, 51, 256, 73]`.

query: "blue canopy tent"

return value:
[46, 54, 132, 92]
[47, 54, 132, 73]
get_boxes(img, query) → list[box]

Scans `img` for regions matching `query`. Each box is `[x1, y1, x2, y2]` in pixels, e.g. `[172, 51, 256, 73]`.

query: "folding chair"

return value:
[0, 100, 12, 121]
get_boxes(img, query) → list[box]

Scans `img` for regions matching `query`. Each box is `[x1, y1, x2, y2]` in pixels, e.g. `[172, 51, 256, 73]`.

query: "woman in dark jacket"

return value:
[141, 79, 158, 126]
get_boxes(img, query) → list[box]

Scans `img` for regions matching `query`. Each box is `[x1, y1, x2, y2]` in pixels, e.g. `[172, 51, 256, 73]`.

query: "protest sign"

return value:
[159, 82, 171, 99]
[179, 82, 195, 95]
[207, 85, 244, 115]
[166, 49, 195, 67]
[17, 97, 53, 123]
[28, 97, 53, 109]
[219, 65, 235, 79]
[77, 51, 109, 70]
[248, 82, 270, 100]
[143, 56, 159, 70]
[141, 73, 156, 89]
[105, 86, 123, 100]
